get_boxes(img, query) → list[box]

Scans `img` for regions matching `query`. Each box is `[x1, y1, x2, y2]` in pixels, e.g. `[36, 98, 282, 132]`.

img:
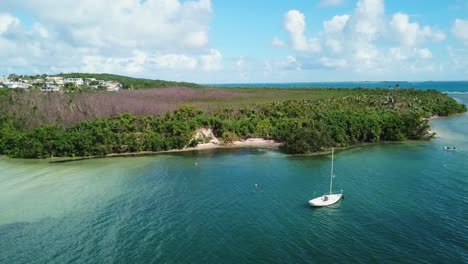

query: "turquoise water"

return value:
[1, 95, 467, 263]
[215, 81, 468, 93]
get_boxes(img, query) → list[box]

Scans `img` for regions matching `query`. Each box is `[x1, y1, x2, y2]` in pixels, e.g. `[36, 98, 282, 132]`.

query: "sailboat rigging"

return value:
[308, 148, 343, 207]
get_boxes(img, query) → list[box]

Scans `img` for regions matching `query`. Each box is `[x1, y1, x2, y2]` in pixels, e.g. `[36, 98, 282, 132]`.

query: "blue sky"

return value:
[0, 0, 467, 83]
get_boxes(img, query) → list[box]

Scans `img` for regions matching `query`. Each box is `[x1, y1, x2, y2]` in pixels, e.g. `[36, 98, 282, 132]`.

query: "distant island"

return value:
[0, 73, 466, 159]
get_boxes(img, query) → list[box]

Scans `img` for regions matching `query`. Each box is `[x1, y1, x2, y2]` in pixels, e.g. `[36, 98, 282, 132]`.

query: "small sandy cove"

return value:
[183, 128, 283, 152]
[55, 128, 283, 162]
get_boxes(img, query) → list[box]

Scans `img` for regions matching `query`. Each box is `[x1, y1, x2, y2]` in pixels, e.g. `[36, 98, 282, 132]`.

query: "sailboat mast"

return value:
[330, 148, 334, 195]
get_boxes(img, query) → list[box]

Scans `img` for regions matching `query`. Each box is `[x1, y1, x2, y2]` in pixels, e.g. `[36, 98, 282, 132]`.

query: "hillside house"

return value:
[105, 81, 122, 92]
[42, 83, 61, 93]
[64, 78, 84, 86]
[6, 81, 31, 89]
[32, 79, 44, 84]
[46, 77, 64, 85]
[84, 78, 97, 84]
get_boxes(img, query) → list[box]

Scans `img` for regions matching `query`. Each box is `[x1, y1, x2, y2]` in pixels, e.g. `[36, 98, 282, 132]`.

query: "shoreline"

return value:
[111, 138, 284, 156]
[425, 112, 466, 138]
[48, 138, 284, 163]
[47, 140, 415, 163]
[6, 114, 462, 163]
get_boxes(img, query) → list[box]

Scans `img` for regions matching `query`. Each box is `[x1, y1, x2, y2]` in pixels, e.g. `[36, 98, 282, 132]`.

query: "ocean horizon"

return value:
[209, 81, 468, 93]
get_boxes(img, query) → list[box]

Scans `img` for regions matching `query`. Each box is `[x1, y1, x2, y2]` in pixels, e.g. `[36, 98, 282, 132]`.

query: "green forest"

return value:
[0, 88, 465, 159]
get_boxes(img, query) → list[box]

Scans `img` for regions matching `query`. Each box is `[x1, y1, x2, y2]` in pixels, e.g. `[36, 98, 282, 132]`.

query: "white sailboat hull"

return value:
[309, 193, 343, 207]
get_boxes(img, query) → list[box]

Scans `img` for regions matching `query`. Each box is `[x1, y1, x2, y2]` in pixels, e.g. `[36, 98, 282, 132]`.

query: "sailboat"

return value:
[308, 148, 343, 207]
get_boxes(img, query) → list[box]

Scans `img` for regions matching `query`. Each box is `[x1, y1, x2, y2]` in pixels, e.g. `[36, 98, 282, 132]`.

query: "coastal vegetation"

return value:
[0, 86, 465, 158]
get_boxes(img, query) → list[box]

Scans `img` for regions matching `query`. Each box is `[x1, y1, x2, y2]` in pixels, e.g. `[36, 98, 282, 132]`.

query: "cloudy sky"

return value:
[0, 0, 467, 83]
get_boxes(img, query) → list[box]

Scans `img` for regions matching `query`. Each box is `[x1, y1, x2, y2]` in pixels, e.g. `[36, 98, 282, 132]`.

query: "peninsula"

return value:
[0, 74, 466, 159]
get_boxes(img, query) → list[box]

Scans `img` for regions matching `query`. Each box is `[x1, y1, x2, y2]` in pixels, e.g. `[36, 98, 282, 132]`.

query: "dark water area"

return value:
[0, 95, 467, 263]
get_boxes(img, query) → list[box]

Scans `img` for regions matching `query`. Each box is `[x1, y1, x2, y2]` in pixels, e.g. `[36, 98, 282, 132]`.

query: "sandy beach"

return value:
[181, 128, 283, 151]
[49, 131, 283, 162]
[190, 138, 283, 151]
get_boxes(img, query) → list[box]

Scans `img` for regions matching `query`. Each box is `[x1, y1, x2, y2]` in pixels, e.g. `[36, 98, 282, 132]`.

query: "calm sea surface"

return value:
[0, 84, 467, 263]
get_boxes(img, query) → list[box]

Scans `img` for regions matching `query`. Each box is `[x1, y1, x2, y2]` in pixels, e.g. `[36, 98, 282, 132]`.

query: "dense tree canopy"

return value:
[0, 88, 465, 158]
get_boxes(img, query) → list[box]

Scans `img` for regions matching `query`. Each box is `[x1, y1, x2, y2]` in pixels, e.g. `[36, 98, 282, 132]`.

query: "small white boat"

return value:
[309, 193, 343, 207]
[309, 148, 343, 207]
[443, 146, 457, 151]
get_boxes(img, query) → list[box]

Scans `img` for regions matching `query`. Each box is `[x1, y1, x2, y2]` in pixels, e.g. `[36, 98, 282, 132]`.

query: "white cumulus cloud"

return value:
[348, 0, 385, 40]
[415, 48, 432, 59]
[0, 0, 221, 81]
[284, 10, 321, 52]
[277, 0, 445, 75]
[284, 10, 308, 51]
[1, 0, 213, 51]
[153, 54, 198, 70]
[201, 49, 222, 71]
[389, 48, 407, 61]
[265, 56, 302, 71]
[389, 12, 445, 46]
[452, 19, 468, 44]
[447, 46, 468, 74]
[324, 15, 350, 34]
[320, 57, 347, 68]
[0, 13, 20, 35]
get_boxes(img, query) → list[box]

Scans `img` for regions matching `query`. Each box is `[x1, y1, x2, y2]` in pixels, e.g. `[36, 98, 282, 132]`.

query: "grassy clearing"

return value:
[0, 87, 369, 128]
[1, 86, 463, 128]
[186, 87, 366, 109]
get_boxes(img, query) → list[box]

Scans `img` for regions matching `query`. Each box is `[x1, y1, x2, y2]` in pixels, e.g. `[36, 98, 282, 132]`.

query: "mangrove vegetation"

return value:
[0, 88, 465, 158]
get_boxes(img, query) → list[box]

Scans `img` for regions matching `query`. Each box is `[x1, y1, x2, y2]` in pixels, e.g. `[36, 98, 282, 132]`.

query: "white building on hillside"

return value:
[84, 78, 97, 84]
[64, 78, 84, 86]
[42, 83, 61, 93]
[32, 78, 45, 84]
[105, 81, 122, 92]
[6, 81, 31, 89]
[46, 76, 64, 85]
[0, 76, 8, 84]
